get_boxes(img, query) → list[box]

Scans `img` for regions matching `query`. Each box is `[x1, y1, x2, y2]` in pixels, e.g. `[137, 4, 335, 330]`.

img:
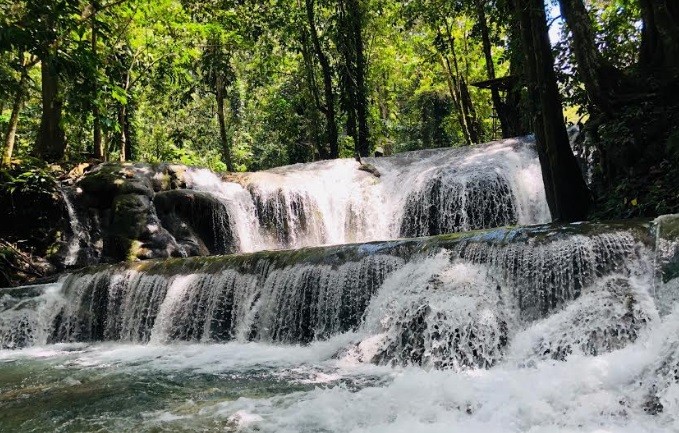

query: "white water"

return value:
[183, 137, 550, 252]
[60, 187, 88, 266]
[0, 218, 677, 432]
[0, 294, 677, 432]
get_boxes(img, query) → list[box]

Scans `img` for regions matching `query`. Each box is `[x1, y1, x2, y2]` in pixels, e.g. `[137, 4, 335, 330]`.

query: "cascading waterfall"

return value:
[2, 133, 678, 432]
[180, 137, 550, 252]
[0, 220, 657, 353]
[0, 215, 678, 431]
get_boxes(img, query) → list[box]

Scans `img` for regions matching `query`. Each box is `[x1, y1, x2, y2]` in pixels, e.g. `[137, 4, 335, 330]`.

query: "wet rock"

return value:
[153, 163, 188, 191]
[399, 172, 517, 237]
[0, 170, 68, 286]
[653, 214, 679, 315]
[77, 163, 155, 209]
[154, 189, 236, 256]
[104, 193, 181, 261]
[358, 163, 381, 178]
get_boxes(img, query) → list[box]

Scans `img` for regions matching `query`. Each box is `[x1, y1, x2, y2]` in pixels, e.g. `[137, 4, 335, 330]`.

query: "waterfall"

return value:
[1, 212, 678, 432]
[60, 187, 88, 267]
[2, 137, 677, 431]
[181, 169, 263, 252]
[179, 137, 550, 252]
[0, 219, 661, 357]
[53, 137, 549, 265]
[40, 254, 403, 346]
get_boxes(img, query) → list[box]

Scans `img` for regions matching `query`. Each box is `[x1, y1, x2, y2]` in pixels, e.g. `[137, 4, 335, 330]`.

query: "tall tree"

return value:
[200, 32, 236, 172]
[90, 0, 104, 159]
[304, 0, 339, 158]
[474, 0, 512, 138]
[513, 0, 591, 220]
[557, 0, 625, 112]
[32, 1, 69, 162]
[638, 0, 679, 72]
[1, 54, 37, 167]
[438, 20, 483, 145]
[337, 0, 370, 157]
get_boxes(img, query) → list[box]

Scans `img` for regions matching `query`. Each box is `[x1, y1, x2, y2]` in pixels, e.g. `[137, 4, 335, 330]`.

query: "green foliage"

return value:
[0, 0, 675, 226]
[1, 0, 518, 171]
[0, 163, 56, 197]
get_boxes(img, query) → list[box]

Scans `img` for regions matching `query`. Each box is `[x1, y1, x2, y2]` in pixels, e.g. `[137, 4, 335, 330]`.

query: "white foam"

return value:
[183, 138, 551, 252]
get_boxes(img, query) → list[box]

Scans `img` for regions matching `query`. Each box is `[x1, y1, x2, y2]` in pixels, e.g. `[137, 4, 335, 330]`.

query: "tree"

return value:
[557, 0, 625, 113]
[337, 0, 370, 157]
[638, 0, 679, 72]
[200, 31, 236, 171]
[473, 0, 514, 138]
[303, 0, 339, 158]
[1, 54, 37, 167]
[30, 0, 87, 162]
[512, 0, 591, 221]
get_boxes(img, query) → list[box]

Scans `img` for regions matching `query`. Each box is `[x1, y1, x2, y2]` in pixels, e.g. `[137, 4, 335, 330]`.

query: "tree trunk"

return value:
[118, 105, 127, 162]
[504, 9, 531, 138]
[513, 0, 591, 221]
[557, 0, 623, 112]
[124, 107, 133, 161]
[344, 0, 370, 157]
[440, 54, 473, 145]
[92, 0, 104, 159]
[0, 100, 5, 138]
[505, 58, 529, 137]
[639, 0, 679, 72]
[299, 19, 330, 159]
[119, 66, 134, 162]
[216, 84, 234, 172]
[443, 22, 482, 143]
[343, 69, 358, 147]
[305, 0, 339, 158]
[475, 0, 512, 138]
[1, 69, 28, 168]
[35, 58, 66, 162]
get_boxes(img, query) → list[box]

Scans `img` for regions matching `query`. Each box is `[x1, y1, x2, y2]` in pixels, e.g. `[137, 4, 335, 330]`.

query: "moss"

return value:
[127, 240, 144, 261]
[63, 217, 663, 282]
[656, 214, 679, 241]
[152, 173, 172, 192]
[110, 194, 151, 237]
[77, 163, 154, 209]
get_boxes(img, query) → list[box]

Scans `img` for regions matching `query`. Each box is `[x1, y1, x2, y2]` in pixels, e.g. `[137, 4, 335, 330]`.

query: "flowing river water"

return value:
[1, 139, 678, 432]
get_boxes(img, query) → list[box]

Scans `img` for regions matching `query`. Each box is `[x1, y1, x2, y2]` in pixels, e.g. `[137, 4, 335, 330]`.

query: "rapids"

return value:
[0, 138, 677, 432]
[0, 214, 678, 432]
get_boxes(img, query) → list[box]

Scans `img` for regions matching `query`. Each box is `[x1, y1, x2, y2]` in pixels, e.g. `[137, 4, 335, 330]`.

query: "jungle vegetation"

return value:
[0, 0, 677, 219]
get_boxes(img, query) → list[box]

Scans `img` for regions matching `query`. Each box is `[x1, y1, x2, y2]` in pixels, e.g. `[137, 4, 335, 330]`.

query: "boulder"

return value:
[155, 189, 236, 256]
[104, 193, 182, 261]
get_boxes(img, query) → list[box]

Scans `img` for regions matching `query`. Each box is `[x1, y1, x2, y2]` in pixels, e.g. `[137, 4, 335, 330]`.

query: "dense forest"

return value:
[0, 0, 678, 219]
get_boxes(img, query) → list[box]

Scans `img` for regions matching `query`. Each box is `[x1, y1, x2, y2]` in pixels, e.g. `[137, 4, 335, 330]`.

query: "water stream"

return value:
[0, 216, 677, 432]
[182, 137, 550, 252]
[1, 138, 677, 432]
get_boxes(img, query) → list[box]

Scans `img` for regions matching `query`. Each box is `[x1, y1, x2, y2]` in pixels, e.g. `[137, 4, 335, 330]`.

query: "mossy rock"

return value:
[656, 214, 679, 283]
[109, 194, 152, 238]
[152, 163, 188, 191]
[358, 163, 381, 178]
[77, 163, 154, 208]
[104, 193, 181, 261]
